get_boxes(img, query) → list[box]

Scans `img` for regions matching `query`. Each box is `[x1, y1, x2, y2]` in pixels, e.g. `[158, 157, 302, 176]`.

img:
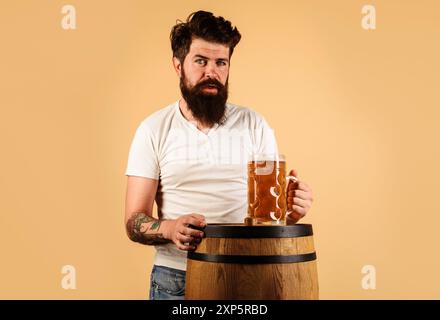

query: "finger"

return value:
[289, 205, 307, 217]
[287, 197, 310, 209]
[288, 179, 299, 191]
[182, 216, 206, 229]
[182, 226, 204, 238]
[294, 197, 311, 208]
[297, 181, 311, 192]
[190, 237, 202, 245]
[288, 169, 298, 178]
[189, 213, 206, 221]
[175, 241, 196, 251]
[184, 216, 207, 228]
[176, 232, 193, 244]
[288, 189, 313, 201]
[287, 210, 304, 221]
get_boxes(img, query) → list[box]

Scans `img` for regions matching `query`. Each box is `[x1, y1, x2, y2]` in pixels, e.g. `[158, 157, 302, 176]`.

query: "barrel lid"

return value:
[191, 223, 313, 238]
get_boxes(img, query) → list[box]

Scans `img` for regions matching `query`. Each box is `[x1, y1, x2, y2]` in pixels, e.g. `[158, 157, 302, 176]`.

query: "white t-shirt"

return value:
[125, 100, 278, 270]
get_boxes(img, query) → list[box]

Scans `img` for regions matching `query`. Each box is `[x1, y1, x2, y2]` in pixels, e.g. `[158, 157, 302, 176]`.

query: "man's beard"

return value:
[180, 69, 228, 126]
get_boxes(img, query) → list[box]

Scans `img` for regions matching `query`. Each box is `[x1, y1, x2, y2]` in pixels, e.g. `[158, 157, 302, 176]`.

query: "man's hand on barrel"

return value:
[163, 213, 206, 251]
[287, 169, 314, 224]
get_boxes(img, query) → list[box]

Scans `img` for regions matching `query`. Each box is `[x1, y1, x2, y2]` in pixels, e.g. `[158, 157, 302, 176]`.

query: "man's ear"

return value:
[172, 57, 182, 78]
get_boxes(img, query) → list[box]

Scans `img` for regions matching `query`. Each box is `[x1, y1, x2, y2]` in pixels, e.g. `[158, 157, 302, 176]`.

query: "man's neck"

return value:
[178, 98, 213, 133]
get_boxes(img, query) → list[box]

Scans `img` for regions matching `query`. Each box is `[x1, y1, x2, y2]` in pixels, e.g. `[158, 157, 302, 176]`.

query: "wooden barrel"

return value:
[185, 223, 318, 300]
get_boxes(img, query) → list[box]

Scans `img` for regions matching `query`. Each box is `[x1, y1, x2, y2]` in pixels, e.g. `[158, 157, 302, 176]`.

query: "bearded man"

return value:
[124, 10, 314, 300]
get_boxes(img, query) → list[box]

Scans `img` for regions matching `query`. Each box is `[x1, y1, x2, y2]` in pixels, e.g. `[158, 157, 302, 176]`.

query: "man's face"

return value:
[181, 38, 230, 91]
[174, 38, 231, 125]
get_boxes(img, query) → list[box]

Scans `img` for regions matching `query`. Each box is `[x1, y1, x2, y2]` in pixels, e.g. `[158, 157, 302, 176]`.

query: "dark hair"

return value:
[170, 11, 241, 63]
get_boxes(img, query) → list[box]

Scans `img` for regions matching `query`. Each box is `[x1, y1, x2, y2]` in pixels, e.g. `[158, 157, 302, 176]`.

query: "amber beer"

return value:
[247, 154, 296, 225]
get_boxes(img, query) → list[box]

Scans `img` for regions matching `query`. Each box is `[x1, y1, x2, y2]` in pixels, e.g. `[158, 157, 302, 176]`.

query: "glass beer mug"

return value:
[247, 154, 297, 225]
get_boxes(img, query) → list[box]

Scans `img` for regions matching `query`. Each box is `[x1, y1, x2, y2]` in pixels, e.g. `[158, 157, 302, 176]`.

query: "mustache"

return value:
[193, 78, 224, 91]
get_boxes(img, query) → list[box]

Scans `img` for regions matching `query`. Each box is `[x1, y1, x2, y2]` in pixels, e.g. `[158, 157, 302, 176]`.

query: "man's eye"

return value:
[217, 61, 227, 66]
[195, 59, 206, 65]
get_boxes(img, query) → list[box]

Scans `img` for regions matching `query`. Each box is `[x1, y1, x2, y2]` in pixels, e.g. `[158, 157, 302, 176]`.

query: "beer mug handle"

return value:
[285, 175, 298, 214]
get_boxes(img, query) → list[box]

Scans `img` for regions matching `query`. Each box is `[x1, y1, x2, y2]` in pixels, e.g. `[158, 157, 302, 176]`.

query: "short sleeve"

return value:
[125, 122, 160, 180]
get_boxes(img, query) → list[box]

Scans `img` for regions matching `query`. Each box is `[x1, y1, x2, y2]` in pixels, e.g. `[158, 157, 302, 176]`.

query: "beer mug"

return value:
[247, 154, 297, 225]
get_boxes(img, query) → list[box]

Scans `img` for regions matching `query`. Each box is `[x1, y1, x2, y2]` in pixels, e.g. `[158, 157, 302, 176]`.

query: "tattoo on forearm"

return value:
[126, 212, 170, 245]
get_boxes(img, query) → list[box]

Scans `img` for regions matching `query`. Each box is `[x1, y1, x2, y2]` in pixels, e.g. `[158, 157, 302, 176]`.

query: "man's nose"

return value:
[204, 61, 218, 79]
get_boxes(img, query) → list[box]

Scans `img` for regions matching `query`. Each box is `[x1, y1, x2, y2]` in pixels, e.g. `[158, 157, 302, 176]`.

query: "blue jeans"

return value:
[149, 265, 186, 300]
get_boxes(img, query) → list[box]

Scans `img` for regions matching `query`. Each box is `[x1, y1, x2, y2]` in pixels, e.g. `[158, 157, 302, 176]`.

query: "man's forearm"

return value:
[126, 212, 171, 245]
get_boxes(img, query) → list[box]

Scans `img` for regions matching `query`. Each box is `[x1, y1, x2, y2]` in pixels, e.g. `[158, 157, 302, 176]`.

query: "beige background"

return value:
[1, 0, 439, 299]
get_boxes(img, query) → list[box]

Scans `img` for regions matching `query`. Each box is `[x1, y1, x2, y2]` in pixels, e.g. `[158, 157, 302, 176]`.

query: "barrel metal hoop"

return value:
[187, 252, 317, 264]
[190, 224, 314, 238]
